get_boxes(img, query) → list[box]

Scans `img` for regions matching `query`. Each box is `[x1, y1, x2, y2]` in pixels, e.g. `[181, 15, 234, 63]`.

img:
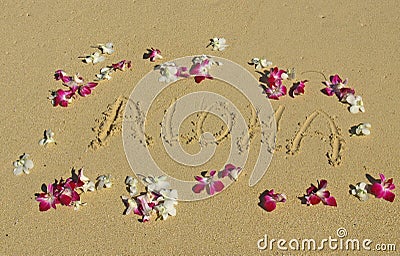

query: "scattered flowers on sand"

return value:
[351, 182, 369, 201]
[143, 48, 163, 62]
[39, 129, 56, 146]
[260, 189, 286, 212]
[35, 168, 97, 211]
[121, 175, 178, 222]
[207, 37, 227, 51]
[250, 58, 272, 70]
[370, 173, 395, 202]
[193, 170, 224, 195]
[303, 179, 337, 207]
[354, 123, 371, 136]
[13, 153, 34, 175]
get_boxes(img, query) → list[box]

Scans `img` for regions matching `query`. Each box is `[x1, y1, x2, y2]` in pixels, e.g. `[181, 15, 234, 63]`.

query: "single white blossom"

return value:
[95, 66, 113, 80]
[39, 129, 56, 146]
[125, 176, 138, 196]
[72, 200, 87, 211]
[96, 174, 112, 189]
[143, 175, 170, 193]
[351, 182, 369, 201]
[208, 37, 228, 51]
[355, 123, 371, 136]
[13, 153, 34, 175]
[346, 94, 365, 113]
[250, 58, 272, 69]
[84, 52, 105, 64]
[98, 42, 114, 54]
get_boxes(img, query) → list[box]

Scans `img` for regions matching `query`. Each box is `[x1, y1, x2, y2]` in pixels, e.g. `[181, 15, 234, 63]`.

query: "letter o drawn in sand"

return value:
[123, 56, 276, 201]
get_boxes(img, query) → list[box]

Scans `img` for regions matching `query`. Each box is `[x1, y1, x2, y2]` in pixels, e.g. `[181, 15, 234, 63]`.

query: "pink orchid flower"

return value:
[263, 83, 287, 100]
[133, 193, 157, 222]
[78, 82, 98, 97]
[36, 183, 59, 211]
[304, 180, 337, 206]
[50, 86, 78, 107]
[267, 67, 288, 87]
[144, 48, 163, 62]
[323, 74, 355, 101]
[370, 173, 395, 202]
[112, 60, 132, 71]
[56, 179, 80, 206]
[260, 189, 286, 212]
[221, 164, 242, 181]
[189, 60, 213, 83]
[193, 170, 224, 195]
[293, 80, 308, 96]
[54, 70, 73, 83]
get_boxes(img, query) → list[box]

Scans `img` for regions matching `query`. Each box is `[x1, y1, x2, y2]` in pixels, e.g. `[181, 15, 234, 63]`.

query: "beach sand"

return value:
[1, 1, 399, 255]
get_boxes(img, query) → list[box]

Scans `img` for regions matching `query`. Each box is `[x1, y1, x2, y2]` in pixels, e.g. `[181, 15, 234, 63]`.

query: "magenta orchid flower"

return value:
[263, 83, 287, 100]
[189, 55, 222, 84]
[304, 179, 337, 206]
[112, 60, 132, 71]
[370, 173, 395, 202]
[267, 67, 288, 87]
[193, 170, 224, 195]
[260, 189, 286, 212]
[78, 82, 98, 97]
[144, 48, 163, 62]
[50, 86, 78, 107]
[323, 74, 355, 101]
[133, 193, 157, 222]
[54, 70, 73, 83]
[56, 179, 80, 206]
[36, 183, 59, 211]
[293, 80, 308, 96]
[221, 164, 242, 181]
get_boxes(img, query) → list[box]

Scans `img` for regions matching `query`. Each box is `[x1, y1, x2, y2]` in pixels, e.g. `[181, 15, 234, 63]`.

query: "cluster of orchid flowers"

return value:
[121, 175, 178, 222]
[35, 168, 112, 211]
[154, 54, 222, 84]
[193, 164, 242, 195]
[261, 173, 395, 212]
[50, 43, 131, 107]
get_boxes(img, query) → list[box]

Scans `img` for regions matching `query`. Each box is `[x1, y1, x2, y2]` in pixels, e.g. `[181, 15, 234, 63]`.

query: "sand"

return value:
[1, 1, 399, 255]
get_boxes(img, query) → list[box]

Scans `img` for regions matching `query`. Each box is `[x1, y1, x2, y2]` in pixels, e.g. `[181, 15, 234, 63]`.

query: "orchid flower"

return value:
[54, 70, 72, 83]
[346, 94, 365, 113]
[57, 179, 81, 206]
[112, 60, 132, 71]
[143, 175, 170, 194]
[72, 200, 87, 211]
[121, 195, 138, 215]
[370, 173, 395, 202]
[155, 189, 178, 220]
[292, 80, 308, 96]
[267, 67, 288, 87]
[50, 87, 77, 107]
[96, 174, 112, 190]
[261, 189, 286, 212]
[220, 164, 242, 181]
[125, 176, 138, 196]
[144, 48, 163, 62]
[36, 183, 59, 211]
[351, 182, 369, 201]
[84, 52, 106, 64]
[355, 123, 371, 136]
[76, 169, 95, 193]
[13, 153, 34, 175]
[304, 179, 337, 206]
[263, 83, 287, 100]
[78, 82, 98, 97]
[96, 67, 113, 80]
[323, 74, 355, 101]
[193, 170, 224, 195]
[156, 62, 189, 83]
[39, 129, 56, 146]
[250, 58, 272, 70]
[190, 55, 222, 83]
[207, 37, 228, 51]
[133, 193, 157, 222]
[97, 42, 114, 54]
